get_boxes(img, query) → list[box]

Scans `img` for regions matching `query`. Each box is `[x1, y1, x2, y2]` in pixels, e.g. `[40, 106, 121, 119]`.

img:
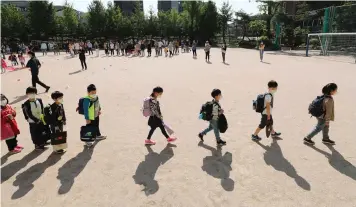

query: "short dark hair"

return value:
[27, 51, 35, 56]
[153, 86, 163, 94]
[268, 80, 278, 88]
[87, 84, 96, 92]
[322, 83, 338, 95]
[51, 91, 63, 100]
[211, 89, 222, 98]
[26, 86, 37, 94]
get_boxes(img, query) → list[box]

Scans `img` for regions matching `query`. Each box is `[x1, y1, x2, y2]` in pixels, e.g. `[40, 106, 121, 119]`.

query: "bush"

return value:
[309, 38, 319, 49]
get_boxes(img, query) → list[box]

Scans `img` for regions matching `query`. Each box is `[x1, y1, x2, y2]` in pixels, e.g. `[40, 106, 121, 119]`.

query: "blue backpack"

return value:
[308, 95, 327, 117]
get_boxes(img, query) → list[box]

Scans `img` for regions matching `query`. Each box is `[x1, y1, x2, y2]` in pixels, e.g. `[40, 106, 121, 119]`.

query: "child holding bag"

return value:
[1, 94, 23, 154]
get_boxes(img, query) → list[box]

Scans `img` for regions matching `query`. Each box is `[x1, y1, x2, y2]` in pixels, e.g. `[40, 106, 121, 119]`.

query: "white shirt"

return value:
[262, 93, 273, 115]
[74, 43, 79, 49]
[110, 43, 114, 49]
[87, 42, 92, 48]
[41, 43, 47, 49]
[158, 42, 163, 47]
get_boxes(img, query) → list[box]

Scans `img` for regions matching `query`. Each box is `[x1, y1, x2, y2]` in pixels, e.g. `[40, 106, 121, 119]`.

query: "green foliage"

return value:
[309, 38, 319, 49]
[63, 1, 79, 36]
[249, 20, 267, 36]
[199, 1, 219, 42]
[1, 4, 25, 38]
[235, 10, 251, 41]
[219, 2, 233, 42]
[28, 1, 56, 39]
[87, 0, 106, 38]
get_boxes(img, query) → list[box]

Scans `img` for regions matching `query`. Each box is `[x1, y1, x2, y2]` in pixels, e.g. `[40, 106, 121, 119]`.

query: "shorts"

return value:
[259, 114, 273, 129]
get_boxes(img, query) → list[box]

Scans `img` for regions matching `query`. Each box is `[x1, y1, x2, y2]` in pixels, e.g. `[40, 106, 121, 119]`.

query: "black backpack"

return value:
[218, 114, 228, 133]
[308, 95, 326, 117]
[200, 101, 214, 121]
[253, 93, 273, 113]
[76, 97, 96, 115]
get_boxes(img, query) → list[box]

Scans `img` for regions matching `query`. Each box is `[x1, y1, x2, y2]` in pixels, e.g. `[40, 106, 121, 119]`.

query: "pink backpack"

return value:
[142, 97, 152, 117]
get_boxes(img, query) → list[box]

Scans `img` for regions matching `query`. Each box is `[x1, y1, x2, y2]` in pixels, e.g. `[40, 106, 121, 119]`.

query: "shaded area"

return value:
[12, 153, 63, 199]
[307, 144, 356, 181]
[256, 139, 311, 191]
[68, 70, 82, 75]
[9, 95, 27, 105]
[1, 150, 47, 184]
[57, 141, 101, 194]
[132, 143, 176, 196]
[266, 51, 307, 57]
[1, 153, 11, 166]
[199, 141, 234, 191]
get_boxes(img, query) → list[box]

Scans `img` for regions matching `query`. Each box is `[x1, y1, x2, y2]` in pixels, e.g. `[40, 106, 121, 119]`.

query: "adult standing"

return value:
[115, 41, 120, 56]
[79, 49, 87, 70]
[221, 41, 227, 63]
[87, 41, 93, 55]
[154, 40, 159, 56]
[110, 41, 115, 56]
[158, 40, 163, 56]
[204, 41, 211, 62]
[26, 51, 50, 92]
[168, 42, 174, 57]
[192, 40, 197, 58]
[259, 41, 265, 62]
[41, 42, 47, 56]
[147, 40, 152, 57]
[120, 41, 125, 56]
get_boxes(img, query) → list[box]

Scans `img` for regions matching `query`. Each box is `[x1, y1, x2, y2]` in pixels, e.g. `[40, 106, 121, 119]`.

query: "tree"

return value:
[198, 1, 219, 42]
[182, 1, 202, 39]
[28, 1, 56, 39]
[87, 0, 106, 38]
[130, 4, 145, 38]
[249, 20, 267, 37]
[1, 4, 26, 38]
[235, 10, 251, 42]
[219, 2, 233, 43]
[257, 0, 282, 38]
[63, 1, 79, 37]
[145, 7, 159, 37]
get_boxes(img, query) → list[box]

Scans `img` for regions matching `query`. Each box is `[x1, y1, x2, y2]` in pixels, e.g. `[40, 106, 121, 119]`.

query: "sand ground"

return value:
[1, 49, 356, 207]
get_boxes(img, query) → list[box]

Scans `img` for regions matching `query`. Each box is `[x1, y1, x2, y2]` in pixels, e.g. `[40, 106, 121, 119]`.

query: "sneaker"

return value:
[303, 138, 315, 145]
[85, 142, 94, 147]
[35, 145, 46, 150]
[198, 133, 204, 142]
[167, 137, 177, 143]
[45, 87, 51, 93]
[251, 134, 262, 141]
[55, 149, 66, 154]
[271, 132, 281, 137]
[322, 139, 335, 145]
[145, 139, 156, 145]
[15, 145, 24, 149]
[217, 139, 227, 146]
[96, 135, 107, 140]
[9, 148, 22, 154]
[44, 140, 51, 146]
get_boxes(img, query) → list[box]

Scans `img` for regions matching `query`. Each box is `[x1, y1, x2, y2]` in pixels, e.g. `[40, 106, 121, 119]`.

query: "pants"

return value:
[147, 116, 169, 139]
[260, 50, 264, 60]
[42, 49, 47, 56]
[200, 119, 220, 141]
[205, 51, 210, 61]
[5, 136, 18, 151]
[116, 49, 120, 56]
[141, 50, 145, 56]
[80, 59, 87, 69]
[121, 49, 125, 55]
[88, 48, 93, 55]
[32, 74, 49, 89]
[306, 118, 330, 140]
[148, 49, 151, 56]
[159, 48, 163, 55]
[110, 49, 114, 56]
[169, 51, 173, 56]
[88, 116, 101, 136]
[259, 114, 273, 129]
[222, 52, 226, 62]
[29, 123, 47, 146]
[193, 49, 197, 57]
[155, 49, 159, 56]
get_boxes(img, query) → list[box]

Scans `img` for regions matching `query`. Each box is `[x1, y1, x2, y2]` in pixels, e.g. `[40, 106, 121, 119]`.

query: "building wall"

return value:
[114, 0, 144, 15]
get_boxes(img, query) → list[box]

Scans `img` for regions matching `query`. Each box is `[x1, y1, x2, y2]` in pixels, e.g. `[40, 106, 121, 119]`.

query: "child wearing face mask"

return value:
[145, 87, 177, 145]
[22, 87, 48, 150]
[1, 94, 23, 154]
[251, 80, 281, 141]
[48, 91, 67, 153]
[304, 83, 338, 145]
[83, 84, 106, 146]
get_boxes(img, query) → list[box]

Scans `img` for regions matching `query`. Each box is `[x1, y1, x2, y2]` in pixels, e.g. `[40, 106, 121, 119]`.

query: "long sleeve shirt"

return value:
[149, 98, 162, 118]
[323, 97, 335, 122]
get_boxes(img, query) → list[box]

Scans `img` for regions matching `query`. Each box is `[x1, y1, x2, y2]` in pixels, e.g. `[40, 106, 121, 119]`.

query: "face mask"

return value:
[28, 94, 36, 99]
[270, 90, 277, 94]
[1, 100, 7, 106]
[90, 94, 97, 99]
[58, 98, 63, 104]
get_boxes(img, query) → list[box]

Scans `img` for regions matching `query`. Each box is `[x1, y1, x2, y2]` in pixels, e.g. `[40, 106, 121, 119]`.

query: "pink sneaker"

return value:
[167, 137, 177, 143]
[15, 145, 24, 149]
[145, 139, 156, 145]
[9, 148, 22, 154]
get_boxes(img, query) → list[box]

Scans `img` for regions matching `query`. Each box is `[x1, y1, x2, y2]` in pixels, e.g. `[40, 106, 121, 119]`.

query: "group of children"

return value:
[8, 53, 26, 67]
[0, 84, 106, 154]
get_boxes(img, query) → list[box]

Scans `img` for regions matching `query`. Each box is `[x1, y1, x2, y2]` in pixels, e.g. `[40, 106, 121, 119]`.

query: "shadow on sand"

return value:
[11, 153, 63, 199]
[306, 144, 356, 181]
[9, 95, 28, 105]
[56, 141, 101, 194]
[132, 143, 177, 196]
[198, 141, 234, 191]
[256, 139, 311, 191]
[68, 70, 82, 75]
[1, 150, 47, 184]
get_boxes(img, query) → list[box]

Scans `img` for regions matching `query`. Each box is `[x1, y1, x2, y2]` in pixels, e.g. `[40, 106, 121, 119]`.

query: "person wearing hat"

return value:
[26, 51, 50, 92]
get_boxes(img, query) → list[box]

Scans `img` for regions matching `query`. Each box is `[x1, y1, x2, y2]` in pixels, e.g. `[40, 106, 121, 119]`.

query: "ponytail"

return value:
[322, 83, 338, 95]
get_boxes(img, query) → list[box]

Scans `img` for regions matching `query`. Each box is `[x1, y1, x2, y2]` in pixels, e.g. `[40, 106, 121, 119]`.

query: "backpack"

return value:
[200, 101, 214, 121]
[218, 114, 228, 133]
[76, 97, 95, 115]
[142, 97, 152, 117]
[308, 95, 326, 117]
[253, 93, 273, 113]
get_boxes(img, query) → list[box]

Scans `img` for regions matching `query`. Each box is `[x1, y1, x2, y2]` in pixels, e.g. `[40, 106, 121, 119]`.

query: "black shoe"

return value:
[55, 149, 66, 154]
[251, 134, 262, 141]
[217, 139, 226, 146]
[35, 145, 45, 150]
[303, 138, 315, 145]
[322, 139, 335, 145]
[45, 87, 50, 93]
[198, 133, 204, 142]
[271, 132, 281, 137]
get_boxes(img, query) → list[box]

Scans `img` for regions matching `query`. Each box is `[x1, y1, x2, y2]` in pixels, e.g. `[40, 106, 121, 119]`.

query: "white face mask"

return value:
[1, 100, 7, 106]
[90, 94, 97, 99]
[27, 94, 36, 99]
[58, 98, 63, 104]
[270, 90, 277, 94]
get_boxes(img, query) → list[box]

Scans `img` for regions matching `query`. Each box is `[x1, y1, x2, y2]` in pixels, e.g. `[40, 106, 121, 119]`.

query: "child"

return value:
[304, 83, 337, 145]
[251, 80, 281, 141]
[145, 87, 177, 145]
[198, 89, 227, 146]
[18, 53, 25, 67]
[192, 40, 197, 58]
[204, 41, 211, 62]
[49, 91, 67, 153]
[83, 84, 106, 146]
[1, 94, 23, 154]
[259, 41, 265, 62]
[9, 53, 18, 66]
[164, 47, 168, 57]
[22, 87, 48, 150]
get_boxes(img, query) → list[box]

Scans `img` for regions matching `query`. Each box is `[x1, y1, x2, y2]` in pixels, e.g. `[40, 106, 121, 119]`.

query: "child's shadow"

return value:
[256, 139, 311, 190]
[132, 143, 176, 196]
[198, 141, 234, 191]
[306, 144, 356, 181]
